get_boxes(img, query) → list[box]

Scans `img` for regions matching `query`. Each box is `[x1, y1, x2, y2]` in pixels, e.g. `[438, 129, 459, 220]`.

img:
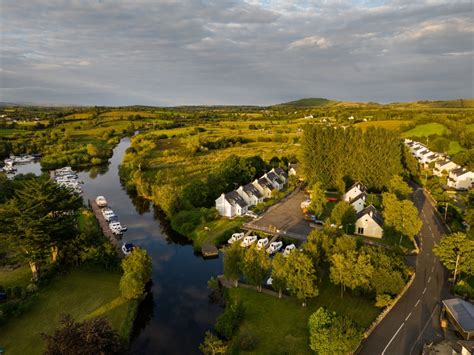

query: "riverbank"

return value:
[0, 267, 135, 354]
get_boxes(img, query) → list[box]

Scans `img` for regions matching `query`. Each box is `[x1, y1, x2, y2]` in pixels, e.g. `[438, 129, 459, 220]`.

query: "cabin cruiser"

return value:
[95, 196, 108, 207]
[102, 208, 117, 222]
[109, 221, 124, 235]
[14, 155, 34, 163]
[122, 243, 135, 256]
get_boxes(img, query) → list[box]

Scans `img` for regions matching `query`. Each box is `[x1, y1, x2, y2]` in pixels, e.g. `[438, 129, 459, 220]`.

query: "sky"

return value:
[0, 0, 473, 106]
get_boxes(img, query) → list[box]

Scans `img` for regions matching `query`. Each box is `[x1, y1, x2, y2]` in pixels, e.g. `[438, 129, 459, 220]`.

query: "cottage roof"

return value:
[350, 191, 367, 203]
[274, 167, 288, 179]
[436, 159, 452, 167]
[266, 171, 283, 184]
[225, 191, 247, 208]
[243, 183, 263, 198]
[356, 205, 383, 227]
[442, 299, 474, 333]
[426, 153, 438, 160]
[347, 181, 367, 194]
[258, 177, 274, 190]
[450, 168, 470, 177]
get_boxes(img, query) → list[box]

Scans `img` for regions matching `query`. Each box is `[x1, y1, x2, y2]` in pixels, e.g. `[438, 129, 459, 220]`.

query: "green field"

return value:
[402, 122, 449, 137]
[0, 268, 134, 354]
[191, 218, 245, 248]
[355, 120, 412, 131]
[228, 280, 379, 354]
[448, 141, 465, 155]
[0, 266, 31, 288]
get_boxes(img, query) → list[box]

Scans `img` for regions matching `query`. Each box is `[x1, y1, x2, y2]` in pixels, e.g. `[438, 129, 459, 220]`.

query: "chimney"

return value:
[369, 210, 373, 217]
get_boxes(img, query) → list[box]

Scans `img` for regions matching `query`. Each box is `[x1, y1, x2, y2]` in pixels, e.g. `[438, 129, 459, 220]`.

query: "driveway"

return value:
[246, 188, 313, 240]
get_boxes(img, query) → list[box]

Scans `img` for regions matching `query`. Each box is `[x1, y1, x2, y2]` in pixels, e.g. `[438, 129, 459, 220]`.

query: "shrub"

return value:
[215, 301, 244, 340]
[26, 283, 39, 294]
[120, 272, 144, 300]
[375, 294, 393, 308]
[454, 280, 474, 299]
[235, 330, 259, 351]
[170, 209, 202, 236]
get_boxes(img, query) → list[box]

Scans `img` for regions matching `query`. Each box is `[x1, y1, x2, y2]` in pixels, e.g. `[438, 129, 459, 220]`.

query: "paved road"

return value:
[359, 186, 452, 355]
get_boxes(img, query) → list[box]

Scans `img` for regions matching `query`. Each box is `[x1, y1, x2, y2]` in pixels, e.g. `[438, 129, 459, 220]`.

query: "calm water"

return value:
[13, 137, 223, 354]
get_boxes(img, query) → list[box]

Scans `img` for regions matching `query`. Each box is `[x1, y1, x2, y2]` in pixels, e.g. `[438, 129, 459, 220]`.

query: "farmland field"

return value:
[355, 120, 412, 131]
[401, 122, 449, 137]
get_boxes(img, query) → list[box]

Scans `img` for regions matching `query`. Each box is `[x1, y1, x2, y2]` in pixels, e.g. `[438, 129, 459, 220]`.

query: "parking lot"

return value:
[246, 188, 313, 240]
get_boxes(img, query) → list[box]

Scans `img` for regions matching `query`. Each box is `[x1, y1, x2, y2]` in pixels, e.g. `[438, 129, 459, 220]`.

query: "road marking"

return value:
[409, 305, 439, 355]
[431, 266, 434, 272]
[415, 299, 420, 307]
[428, 276, 431, 283]
[405, 313, 412, 321]
[422, 287, 427, 294]
[428, 225, 432, 232]
[381, 322, 405, 355]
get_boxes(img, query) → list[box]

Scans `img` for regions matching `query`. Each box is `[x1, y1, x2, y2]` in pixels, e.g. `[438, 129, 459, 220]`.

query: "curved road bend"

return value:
[359, 186, 452, 355]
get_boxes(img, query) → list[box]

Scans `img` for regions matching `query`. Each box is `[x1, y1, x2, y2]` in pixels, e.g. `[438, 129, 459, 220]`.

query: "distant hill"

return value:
[275, 98, 335, 107]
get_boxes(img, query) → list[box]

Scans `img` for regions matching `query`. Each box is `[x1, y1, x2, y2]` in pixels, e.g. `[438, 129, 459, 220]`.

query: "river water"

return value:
[12, 137, 223, 354]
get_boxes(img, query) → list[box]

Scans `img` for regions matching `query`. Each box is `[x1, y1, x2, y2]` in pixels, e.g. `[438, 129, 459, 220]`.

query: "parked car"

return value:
[245, 211, 258, 219]
[122, 243, 135, 255]
[256, 237, 269, 250]
[266, 241, 283, 254]
[228, 232, 244, 244]
[283, 244, 296, 257]
[240, 235, 257, 247]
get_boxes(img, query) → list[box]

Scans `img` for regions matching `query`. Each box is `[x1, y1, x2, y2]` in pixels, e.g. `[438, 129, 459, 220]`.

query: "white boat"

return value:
[102, 209, 116, 222]
[4, 158, 14, 165]
[95, 196, 108, 207]
[266, 241, 283, 255]
[283, 244, 296, 257]
[15, 155, 34, 163]
[109, 221, 124, 235]
[256, 238, 269, 250]
[240, 235, 257, 247]
[228, 232, 244, 244]
[122, 243, 135, 255]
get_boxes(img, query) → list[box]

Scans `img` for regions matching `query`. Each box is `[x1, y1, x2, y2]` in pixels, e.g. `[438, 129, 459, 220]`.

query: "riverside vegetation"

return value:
[0, 98, 473, 353]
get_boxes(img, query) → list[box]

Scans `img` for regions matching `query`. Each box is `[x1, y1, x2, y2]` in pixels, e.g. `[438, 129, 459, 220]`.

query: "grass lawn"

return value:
[355, 120, 412, 131]
[402, 123, 449, 137]
[0, 267, 134, 354]
[191, 217, 246, 248]
[228, 279, 379, 354]
[0, 265, 32, 288]
[447, 141, 465, 155]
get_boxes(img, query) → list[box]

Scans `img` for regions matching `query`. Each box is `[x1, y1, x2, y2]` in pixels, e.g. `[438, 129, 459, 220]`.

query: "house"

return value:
[236, 183, 264, 206]
[347, 192, 367, 213]
[215, 191, 248, 218]
[447, 168, 474, 190]
[422, 153, 440, 166]
[434, 159, 460, 177]
[415, 148, 431, 160]
[288, 163, 302, 179]
[264, 171, 284, 190]
[343, 181, 367, 203]
[355, 205, 384, 239]
[442, 298, 474, 340]
[253, 177, 273, 199]
[272, 167, 288, 184]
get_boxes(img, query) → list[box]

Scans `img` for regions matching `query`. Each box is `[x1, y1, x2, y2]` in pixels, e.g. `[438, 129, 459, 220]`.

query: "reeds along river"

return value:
[16, 137, 223, 355]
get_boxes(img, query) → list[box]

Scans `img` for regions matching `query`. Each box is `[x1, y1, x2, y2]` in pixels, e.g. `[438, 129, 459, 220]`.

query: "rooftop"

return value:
[443, 298, 474, 333]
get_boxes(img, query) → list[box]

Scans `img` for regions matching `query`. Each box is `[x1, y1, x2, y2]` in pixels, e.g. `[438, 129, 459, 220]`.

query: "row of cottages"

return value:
[343, 182, 384, 238]
[404, 139, 474, 190]
[215, 167, 288, 218]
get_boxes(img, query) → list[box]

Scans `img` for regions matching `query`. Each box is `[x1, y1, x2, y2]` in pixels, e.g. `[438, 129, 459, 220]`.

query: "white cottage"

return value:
[253, 177, 274, 199]
[433, 159, 460, 177]
[355, 205, 384, 239]
[215, 191, 248, 218]
[343, 182, 367, 203]
[264, 171, 284, 190]
[236, 183, 264, 206]
[447, 168, 474, 190]
[272, 167, 288, 184]
[347, 192, 367, 213]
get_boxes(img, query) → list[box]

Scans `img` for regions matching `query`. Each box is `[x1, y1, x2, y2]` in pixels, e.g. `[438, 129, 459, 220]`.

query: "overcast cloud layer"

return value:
[1, 0, 473, 106]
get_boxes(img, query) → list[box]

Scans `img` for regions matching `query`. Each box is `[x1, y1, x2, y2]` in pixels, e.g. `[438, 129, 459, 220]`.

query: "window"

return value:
[357, 227, 364, 235]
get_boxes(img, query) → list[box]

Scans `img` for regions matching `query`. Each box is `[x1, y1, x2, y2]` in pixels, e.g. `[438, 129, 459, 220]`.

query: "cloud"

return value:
[288, 36, 332, 49]
[0, 0, 472, 105]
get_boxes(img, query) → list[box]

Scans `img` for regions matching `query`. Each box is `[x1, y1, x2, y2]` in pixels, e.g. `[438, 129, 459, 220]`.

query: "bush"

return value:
[235, 330, 259, 351]
[375, 294, 393, 308]
[120, 272, 144, 300]
[454, 280, 474, 299]
[170, 209, 202, 236]
[215, 301, 244, 340]
[26, 283, 39, 294]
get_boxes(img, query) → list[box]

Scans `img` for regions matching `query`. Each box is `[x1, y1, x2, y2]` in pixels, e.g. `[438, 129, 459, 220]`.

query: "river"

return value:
[12, 137, 223, 354]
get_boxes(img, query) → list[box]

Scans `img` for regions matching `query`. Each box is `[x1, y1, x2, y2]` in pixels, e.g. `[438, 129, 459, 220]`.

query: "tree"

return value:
[388, 175, 412, 200]
[215, 301, 244, 340]
[330, 201, 356, 231]
[223, 243, 242, 287]
[434, 233, 474, 280]
[285, 251, 318, 306]
[382, 193, 422, 244]
[199, 331, 227, 355]
[308, 181, 326, 217]
[42, 314, 122, 355]
[121, 247, 152, 284]
[86, 143, 100, 157]
[241, 247, 270, 292]
[308, 307, 362, 355]
[120, 272, 144, 300]
[271, 253, 288, 298]
[0, 178, 82, 279]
